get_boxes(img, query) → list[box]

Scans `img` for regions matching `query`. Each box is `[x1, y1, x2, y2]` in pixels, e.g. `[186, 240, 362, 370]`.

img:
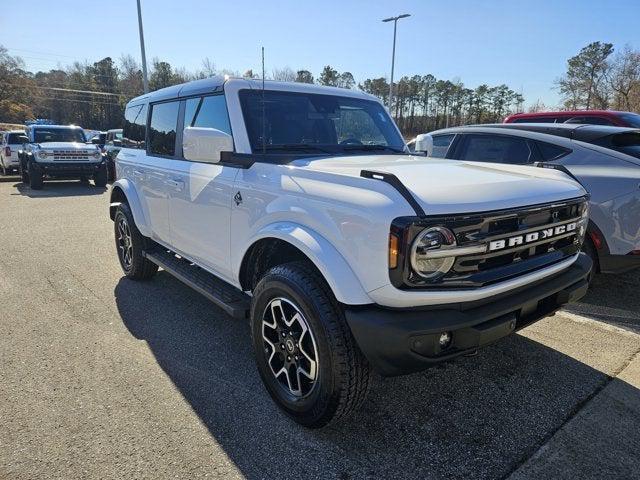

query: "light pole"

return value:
[382, 13, 410, 117]
[136, 0, 149, 93]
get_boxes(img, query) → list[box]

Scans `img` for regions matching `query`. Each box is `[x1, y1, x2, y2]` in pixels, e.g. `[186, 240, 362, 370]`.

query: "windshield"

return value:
[33, 128, 86, 143]
[619, 113, 640, 128]
[239, 89, 405, 154]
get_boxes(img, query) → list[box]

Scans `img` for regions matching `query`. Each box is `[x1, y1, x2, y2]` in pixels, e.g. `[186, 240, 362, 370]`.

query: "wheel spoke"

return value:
[261, 297, 318, 397]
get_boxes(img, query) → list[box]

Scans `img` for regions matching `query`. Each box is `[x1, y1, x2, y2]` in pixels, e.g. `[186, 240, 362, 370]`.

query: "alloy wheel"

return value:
[261, 297, 319, 397]
[116, 216, 133, 270]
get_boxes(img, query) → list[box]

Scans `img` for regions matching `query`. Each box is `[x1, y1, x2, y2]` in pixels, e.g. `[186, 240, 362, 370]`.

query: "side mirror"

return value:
[414, 134, 434, 156]
[91, 137, 102, 144]
[183, 126, 233, 163]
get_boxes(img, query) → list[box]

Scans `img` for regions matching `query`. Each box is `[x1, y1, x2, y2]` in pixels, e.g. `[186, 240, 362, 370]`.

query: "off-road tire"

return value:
[93, 164, 108, 187]
[28, 163, 43, 190]
[250, 261, 371, 428]
[19, 162, 29, 184]
[114, 203, 158, 280]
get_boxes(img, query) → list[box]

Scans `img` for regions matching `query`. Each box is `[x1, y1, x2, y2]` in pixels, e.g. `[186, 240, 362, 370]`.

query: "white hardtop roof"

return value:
[127, 76, 379, 106]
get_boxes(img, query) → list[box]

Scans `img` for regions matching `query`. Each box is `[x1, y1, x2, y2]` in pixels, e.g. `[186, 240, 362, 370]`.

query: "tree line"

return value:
[3, 41, 638, 138]
[556, 41, 640, 112]
[0, 45, 526, 137]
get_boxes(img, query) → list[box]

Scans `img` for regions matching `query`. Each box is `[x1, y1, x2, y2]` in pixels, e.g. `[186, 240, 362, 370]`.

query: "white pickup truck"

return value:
[110, 77, 592, 427]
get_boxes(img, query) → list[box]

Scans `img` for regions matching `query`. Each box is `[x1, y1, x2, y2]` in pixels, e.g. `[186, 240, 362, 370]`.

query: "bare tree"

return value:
[609, 45, 640, 110]
[272, 66, 296, 82]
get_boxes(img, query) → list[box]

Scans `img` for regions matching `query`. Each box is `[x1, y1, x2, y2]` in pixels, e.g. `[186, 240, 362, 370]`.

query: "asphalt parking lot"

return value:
[0, 178, 639, 480]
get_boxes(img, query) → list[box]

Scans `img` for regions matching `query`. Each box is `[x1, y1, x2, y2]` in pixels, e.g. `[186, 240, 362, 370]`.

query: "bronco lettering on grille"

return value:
[488, 222, 577, 252]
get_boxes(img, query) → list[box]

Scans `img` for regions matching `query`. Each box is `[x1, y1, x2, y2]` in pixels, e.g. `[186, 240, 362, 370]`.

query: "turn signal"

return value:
[389, 233, 399, 269]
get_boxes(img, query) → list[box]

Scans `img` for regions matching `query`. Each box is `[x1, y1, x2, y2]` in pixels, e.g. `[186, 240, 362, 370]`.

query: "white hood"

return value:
[294, 155, 587, 215]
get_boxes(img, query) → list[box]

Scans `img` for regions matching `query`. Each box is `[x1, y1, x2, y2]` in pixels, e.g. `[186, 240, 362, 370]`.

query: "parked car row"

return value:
[1, 123, 123, 189]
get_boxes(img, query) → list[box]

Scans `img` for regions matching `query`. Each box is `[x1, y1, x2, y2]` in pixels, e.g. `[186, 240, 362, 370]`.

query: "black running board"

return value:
[144, 249, 250, 319]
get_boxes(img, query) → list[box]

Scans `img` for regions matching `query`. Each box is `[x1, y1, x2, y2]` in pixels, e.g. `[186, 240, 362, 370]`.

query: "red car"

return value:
[504, 110, 640, 127]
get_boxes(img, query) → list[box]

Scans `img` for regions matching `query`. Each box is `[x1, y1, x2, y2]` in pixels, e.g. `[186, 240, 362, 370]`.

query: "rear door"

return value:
[167, 94, 238, 281]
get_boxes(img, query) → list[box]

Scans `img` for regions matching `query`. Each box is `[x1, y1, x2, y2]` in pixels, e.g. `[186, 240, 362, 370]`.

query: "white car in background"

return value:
[1, 130, 25, 175]
[416, 124, 640, 277]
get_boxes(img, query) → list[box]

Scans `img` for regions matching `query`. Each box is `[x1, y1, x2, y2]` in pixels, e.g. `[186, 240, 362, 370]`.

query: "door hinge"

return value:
[234, 191, 243, 206]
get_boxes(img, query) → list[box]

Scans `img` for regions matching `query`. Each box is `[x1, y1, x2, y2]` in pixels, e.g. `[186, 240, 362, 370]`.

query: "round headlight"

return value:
[37, 150, 48, 159]
[92, 150, 101, 159]
[410, 226, 457, 280]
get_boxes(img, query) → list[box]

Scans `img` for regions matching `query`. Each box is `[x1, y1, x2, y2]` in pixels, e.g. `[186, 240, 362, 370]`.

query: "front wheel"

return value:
[19, 162, 29, 184]
[250, 262, 371, 428]
[28, 163, 43, 190]
[93, 163, 108, 187]
[582, 236, 598, 284]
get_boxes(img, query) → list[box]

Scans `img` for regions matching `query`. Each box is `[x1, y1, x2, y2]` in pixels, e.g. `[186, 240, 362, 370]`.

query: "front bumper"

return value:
[345, 253, 592, 376]
[32, 161, 103, 177]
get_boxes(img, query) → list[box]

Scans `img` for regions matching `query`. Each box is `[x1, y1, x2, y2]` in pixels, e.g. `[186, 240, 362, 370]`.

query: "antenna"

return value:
[261, 46, 266, 155]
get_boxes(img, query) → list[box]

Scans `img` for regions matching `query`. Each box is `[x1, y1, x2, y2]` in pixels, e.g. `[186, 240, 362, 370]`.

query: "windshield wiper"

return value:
[262, 144, 333, 154]
[342, 144, 405, 153]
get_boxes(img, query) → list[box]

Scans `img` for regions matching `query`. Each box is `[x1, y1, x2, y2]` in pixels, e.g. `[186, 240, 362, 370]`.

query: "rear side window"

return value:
[185, 95, 232, 135]
[432, 134, 455, 157]
[148, 101, 180, 157]
[459, 134, 533, 164]
[536, 141, 571, 161]
[123, 104, 148, 149]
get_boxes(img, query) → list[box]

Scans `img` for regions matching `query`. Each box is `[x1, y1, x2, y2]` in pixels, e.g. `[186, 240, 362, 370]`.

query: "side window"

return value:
[513, 117, 556, 124]
[185, 95, 232, 134]
[148, 101, 180, 157]
[536, 141, 571, 161]
[123, 104, 147, 149]
[459, 134, 533, 164]
[432, 134, 455, 157]
[564, 116, 614, 126]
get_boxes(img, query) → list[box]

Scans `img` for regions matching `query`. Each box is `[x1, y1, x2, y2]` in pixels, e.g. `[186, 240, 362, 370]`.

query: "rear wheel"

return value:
[250, 261, 371, 428]
[114, 203, 158, 280]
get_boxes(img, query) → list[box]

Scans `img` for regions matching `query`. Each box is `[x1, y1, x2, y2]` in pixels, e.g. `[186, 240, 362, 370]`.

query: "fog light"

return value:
[438, 331, 452, 349]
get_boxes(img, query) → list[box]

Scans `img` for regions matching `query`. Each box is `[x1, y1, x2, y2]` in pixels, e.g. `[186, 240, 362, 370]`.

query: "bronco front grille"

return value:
[52, 150, 91, 161]
[390, 197, 589, 289]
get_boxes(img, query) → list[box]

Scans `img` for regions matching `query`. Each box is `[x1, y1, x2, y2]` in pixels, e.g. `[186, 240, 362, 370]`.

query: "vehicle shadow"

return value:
[12, 181, 107, 197]
[565, 269, 640, 334]
[114, 273, 640, 479]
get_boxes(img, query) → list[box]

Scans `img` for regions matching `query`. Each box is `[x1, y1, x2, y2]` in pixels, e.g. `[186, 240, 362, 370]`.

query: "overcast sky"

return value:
[2, 0, 638, 108]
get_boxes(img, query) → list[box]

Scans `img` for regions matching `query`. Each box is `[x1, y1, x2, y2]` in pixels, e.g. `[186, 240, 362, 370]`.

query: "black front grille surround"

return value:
[389, 197, 589, 290]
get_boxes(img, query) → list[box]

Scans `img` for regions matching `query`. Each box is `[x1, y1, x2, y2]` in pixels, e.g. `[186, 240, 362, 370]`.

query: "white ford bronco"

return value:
[110, 77, 592, 427]
[19, 123, 108, 189]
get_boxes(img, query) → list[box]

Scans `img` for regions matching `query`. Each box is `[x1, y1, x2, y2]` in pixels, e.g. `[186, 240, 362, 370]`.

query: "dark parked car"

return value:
[104, 129, 123, 181]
